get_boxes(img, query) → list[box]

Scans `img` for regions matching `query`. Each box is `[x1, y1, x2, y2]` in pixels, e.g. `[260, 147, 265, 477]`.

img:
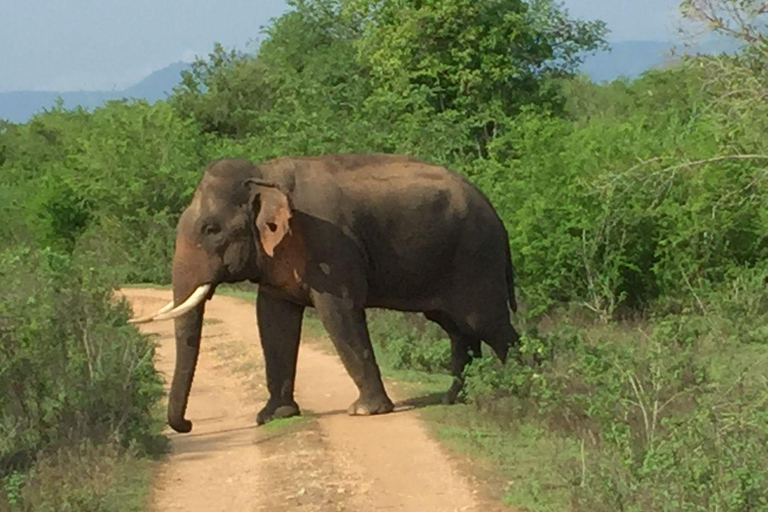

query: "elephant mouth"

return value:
[128, 284, 213, 324]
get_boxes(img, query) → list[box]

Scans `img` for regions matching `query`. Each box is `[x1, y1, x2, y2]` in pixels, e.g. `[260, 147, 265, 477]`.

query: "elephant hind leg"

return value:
[424, 311, 480, 404]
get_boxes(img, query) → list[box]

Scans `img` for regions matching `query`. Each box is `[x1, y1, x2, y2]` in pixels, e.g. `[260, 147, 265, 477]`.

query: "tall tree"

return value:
[345, 0, 607, 156]
[171, 0, 607, 159]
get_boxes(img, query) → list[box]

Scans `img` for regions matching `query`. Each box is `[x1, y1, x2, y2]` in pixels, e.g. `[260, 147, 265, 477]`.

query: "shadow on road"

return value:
[306, 391, 447, 419]
[396, 392, 446, 409]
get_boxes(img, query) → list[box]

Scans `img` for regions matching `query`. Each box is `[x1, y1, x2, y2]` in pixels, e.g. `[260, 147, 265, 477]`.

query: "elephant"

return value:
[130, 154, 520, 433]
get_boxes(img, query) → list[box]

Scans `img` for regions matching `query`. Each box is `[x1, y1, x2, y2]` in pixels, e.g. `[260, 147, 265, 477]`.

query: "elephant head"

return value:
[130, 159, 292, 433]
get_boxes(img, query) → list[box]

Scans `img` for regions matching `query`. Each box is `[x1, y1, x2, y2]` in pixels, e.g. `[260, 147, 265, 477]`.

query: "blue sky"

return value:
[0, 0, 683, 92]
[563, 0, 683, 41]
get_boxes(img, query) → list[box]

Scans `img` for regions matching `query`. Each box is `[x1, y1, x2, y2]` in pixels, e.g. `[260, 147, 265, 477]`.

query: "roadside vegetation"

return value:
[0, 249, 165, 510]
[1, 0, 766, 510]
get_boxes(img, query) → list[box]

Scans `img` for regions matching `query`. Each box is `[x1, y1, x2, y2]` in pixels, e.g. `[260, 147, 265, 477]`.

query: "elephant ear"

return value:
[246, 179, 292, 257]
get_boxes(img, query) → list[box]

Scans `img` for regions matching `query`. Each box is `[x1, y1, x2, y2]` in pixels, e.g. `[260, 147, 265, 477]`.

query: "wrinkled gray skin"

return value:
[167, 154, 519, 433]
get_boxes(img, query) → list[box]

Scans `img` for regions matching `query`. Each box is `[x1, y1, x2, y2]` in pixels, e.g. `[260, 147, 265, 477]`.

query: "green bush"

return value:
[462, 301, 768, 510]
[0, 245, 163, 476]
[472, 68, 768, 317]
[0, 442, 152, 512]
[0, 101, 206, 284]
[367, 310, 451, 374]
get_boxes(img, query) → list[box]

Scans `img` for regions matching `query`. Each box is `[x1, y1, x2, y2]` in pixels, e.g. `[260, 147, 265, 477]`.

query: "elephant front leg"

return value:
[255, 291, 304, 425]
[313, 292, 394, 416]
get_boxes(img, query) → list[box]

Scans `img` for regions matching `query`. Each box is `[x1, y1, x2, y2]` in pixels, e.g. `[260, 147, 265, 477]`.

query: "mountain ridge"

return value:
[0, 38, 741, 123]
[0, 62, 191, 123]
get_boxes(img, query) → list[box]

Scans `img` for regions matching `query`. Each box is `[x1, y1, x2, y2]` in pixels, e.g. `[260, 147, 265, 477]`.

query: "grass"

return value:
[352, 351, 577, 511]
[120, 282, 169, 290]
[424, 406, 579, 511]
[0, 443, 157, 512]
[261, 415, 309, 433]
[315, 304, 768, 511]
[216, 283, 259, 301]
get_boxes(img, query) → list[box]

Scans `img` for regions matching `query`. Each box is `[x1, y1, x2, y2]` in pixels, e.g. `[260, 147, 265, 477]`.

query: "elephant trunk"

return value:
[167, 299, 204, 434]
[166, 236, 213, 434]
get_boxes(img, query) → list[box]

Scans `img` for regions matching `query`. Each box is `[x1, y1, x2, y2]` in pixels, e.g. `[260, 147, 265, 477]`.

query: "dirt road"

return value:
[123, 288, 509, 512]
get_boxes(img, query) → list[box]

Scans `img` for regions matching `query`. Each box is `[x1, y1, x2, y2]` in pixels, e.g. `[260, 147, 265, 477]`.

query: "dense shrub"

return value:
[366, 311, 451, 373]
[0, 102, 206, 284]
[460, 270, 768, 510]
[0, 245, 163, 477]
[472, 65, 768, 316]
[0, 443, 152, 512]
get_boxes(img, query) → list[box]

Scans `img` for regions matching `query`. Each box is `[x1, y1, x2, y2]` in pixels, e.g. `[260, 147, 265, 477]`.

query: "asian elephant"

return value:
[130, 154, 520, 433]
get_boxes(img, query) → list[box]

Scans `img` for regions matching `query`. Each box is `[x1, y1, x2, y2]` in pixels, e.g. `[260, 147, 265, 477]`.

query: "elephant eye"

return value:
[202, 223, 222, 236]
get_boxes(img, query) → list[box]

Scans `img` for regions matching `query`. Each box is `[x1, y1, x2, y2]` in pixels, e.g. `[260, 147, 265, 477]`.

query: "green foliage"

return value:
[346, 0, 606, 156]
[470, 62, 768, 315]
[0, 246, 163, 476]
[0, 101, 206, 283]
[366, 310, 451, 373]
[0, 443, 153, 512]
[171, 5, 377, 155]
[172, 0, 606, 162]
[460, 287, 768, 510]
[426, 409, 579, 512]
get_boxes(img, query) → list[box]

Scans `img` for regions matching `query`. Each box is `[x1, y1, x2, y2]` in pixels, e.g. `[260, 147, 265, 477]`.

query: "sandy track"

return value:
[123, 288, 510, 512]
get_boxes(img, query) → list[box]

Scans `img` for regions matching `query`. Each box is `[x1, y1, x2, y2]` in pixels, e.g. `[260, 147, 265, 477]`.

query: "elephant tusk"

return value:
[148, 284, 212, 322]
[127, 300, 175, 324]
[128, 284, 212, 324]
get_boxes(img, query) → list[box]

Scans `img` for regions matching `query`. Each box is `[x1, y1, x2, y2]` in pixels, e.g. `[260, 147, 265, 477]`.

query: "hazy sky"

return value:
[563, 0, 683, 41]
[0, 0, 683, 92]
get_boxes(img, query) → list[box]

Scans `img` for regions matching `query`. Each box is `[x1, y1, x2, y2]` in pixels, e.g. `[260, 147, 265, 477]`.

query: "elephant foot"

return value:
[443, 378, 465, 405]
[347, 393, 394, 416]
[168, 418, 193, 433]
[256, 400, 301, 426]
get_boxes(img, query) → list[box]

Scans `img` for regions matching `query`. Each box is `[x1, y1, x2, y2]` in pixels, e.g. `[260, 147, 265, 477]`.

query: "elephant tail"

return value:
[505, 244, 518, 313]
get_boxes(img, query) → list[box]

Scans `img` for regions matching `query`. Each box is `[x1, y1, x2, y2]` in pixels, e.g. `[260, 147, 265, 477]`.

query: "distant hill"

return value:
[121, 62, 191, 101]
[0, 39, 743, 124]
[0, 62, 191, 123]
